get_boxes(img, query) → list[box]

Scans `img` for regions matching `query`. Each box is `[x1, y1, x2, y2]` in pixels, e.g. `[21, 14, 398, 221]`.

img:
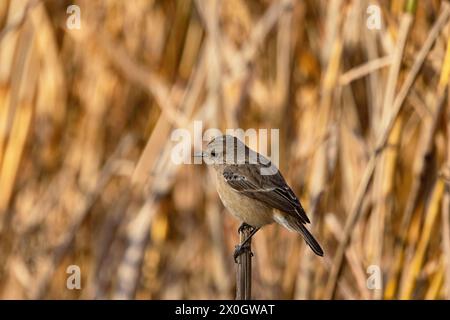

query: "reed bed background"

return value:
[0, 0, 449, 299]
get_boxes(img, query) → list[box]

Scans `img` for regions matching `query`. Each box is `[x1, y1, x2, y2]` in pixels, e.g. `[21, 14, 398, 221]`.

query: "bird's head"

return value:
[195, 135, 247, 166]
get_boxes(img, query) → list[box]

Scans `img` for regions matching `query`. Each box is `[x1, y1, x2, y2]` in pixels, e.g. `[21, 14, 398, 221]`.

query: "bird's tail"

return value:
[296, 222, 324, 256]
[278, 214, 324, 256]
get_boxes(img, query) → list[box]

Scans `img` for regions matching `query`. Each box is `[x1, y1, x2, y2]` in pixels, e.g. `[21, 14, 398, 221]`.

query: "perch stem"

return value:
[236, 225, 253, 300]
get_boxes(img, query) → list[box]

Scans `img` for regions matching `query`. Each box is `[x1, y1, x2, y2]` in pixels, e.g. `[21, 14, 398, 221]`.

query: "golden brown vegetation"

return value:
[0, 0, 449, 299]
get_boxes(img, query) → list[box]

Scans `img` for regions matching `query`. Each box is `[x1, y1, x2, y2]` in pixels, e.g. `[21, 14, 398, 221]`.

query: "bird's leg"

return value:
[239, 227, 260, 247]
[234, 227, 260, 263]
[238, 222, 252, 234]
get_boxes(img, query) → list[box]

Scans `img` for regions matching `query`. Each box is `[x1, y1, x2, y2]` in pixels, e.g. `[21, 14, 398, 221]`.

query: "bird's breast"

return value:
[215, 171, 273, 228]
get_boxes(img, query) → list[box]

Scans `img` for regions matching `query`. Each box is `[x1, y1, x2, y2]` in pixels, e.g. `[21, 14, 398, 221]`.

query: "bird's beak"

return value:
[193, 151, 206, 158]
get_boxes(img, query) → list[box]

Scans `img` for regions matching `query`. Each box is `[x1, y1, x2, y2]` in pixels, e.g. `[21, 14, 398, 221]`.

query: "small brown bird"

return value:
[196, 135, 323, 260]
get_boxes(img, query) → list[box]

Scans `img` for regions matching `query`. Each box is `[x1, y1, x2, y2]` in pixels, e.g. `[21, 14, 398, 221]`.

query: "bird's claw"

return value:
[233, 243, 253, 263]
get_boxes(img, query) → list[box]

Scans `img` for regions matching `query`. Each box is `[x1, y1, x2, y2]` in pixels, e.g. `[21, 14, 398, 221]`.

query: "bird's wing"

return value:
[223, 165, 310, 224]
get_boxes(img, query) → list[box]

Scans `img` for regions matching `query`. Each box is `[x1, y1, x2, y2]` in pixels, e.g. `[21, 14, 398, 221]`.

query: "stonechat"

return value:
[196, 135, 323, 261]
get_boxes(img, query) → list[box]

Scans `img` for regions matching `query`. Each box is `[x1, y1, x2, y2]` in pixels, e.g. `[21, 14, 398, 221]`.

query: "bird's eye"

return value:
[211, 151, 217, 157]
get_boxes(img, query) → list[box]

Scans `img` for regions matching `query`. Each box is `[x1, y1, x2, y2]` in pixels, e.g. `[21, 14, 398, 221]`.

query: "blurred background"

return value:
[0, 0, 449, 299]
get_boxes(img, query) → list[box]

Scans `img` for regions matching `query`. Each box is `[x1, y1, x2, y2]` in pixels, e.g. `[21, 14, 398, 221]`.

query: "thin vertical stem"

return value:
[236, 227, 252, 300]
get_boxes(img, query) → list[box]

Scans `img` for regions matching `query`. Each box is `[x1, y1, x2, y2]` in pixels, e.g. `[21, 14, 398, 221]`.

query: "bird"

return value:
[195, 134, 323, 261]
